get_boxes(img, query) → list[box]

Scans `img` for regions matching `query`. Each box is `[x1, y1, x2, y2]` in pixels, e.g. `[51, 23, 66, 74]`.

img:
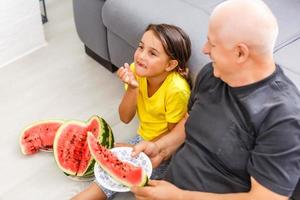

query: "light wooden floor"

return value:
[0, 0, 137, 199]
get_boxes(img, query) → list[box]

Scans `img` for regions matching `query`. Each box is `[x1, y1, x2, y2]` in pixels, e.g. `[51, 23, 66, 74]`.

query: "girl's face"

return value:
[134, 30, 172, 78]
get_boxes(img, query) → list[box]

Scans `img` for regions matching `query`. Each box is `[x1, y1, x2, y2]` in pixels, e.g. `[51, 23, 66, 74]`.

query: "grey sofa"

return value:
[73, 0, 300, 199]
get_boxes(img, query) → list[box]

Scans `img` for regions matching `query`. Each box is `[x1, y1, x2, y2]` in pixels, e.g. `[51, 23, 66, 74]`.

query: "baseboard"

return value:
[84, 45, 118, 72]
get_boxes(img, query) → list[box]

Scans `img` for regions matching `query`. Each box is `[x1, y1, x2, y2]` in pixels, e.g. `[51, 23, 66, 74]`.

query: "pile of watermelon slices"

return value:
[20, 115, 148, 187]
[19, 115, 114, 178]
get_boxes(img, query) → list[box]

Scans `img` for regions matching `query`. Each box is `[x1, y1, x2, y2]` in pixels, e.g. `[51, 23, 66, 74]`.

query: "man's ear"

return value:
[165, 60, 178, 72]
[235, 43, 249, 63]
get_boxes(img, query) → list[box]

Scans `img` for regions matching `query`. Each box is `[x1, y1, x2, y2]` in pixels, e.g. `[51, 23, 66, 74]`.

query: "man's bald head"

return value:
[210, 0, 278, 56]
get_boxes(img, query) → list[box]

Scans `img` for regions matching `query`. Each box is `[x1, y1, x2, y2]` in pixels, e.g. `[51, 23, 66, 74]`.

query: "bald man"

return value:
[131, 0, 300, 199]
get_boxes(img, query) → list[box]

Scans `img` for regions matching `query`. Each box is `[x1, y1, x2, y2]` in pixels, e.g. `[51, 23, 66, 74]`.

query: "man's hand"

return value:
[131, 141, 164, 168]
[131, 180, 184, 200]
[131, 178, 289, 200]
[117, 63, 138, 88]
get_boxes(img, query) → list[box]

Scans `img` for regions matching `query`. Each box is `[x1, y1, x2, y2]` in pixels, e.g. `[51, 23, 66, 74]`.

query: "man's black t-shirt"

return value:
[164, 63, 300, 196]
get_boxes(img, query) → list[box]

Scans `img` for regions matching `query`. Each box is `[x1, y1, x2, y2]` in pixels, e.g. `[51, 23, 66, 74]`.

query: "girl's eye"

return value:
[150, 51, 157, 56]
[138, 45, 143, 49]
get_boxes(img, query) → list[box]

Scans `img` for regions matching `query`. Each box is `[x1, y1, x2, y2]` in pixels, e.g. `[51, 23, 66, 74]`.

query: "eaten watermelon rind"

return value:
[19, 119, 64, 155]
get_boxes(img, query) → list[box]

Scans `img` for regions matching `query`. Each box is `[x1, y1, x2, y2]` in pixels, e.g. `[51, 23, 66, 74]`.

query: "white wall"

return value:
[0, 0, 47, 68]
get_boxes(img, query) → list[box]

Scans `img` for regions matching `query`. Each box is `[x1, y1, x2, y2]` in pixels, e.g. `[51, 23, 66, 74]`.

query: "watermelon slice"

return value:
[19, 120, 64, 155]
[53, 115, 114, 177]
[87, 132, 148, 187]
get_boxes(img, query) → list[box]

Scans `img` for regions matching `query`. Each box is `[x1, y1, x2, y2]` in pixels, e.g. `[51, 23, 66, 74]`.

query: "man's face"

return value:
[202, 25, 237, 82]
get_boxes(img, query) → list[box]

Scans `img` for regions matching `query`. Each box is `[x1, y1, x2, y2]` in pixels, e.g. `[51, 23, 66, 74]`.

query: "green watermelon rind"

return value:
[19, 119, 64, 155]
[108, 125, 114, 149]
[82, 159, 95, 177]
[100, 117, 114, 149]
[87, 132, 148, 187]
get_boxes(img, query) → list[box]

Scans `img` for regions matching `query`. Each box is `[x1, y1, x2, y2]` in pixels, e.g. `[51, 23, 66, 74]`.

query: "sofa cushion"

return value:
[181, 0, 300, 52]
[102, 0, 210, 82]
[73, 0, 109, 59]
[107, 30, 136, 68]
[102, 0, 209, 48]
[263, 0, 300, 51]
[180, 0, 225, 13]
[274, 38, 300, 89]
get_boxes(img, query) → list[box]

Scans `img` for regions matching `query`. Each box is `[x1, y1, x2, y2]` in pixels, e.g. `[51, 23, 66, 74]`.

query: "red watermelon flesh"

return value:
[19, 120, 64, 155]
[87, 132, 148, 187]
[53, 116, 102, 176]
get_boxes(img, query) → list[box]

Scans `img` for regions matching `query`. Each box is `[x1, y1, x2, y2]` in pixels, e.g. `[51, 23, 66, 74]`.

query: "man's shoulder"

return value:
[239, 77, 300, 129]
[268, 64, 300, 109]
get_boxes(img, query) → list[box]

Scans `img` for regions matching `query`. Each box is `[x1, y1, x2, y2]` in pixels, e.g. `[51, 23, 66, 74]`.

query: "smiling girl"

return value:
[118, 23, 191, 142]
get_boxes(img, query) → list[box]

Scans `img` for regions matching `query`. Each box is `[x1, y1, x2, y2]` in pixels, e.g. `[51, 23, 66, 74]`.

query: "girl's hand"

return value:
[117, 63, 138, 88]
[131, 141, 164, 168]
[131, 180, 184, 200]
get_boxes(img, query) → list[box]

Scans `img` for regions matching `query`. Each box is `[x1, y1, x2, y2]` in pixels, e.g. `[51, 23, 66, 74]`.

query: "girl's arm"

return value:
[118, 86, 138, 123]
[117, 63, 139, 124]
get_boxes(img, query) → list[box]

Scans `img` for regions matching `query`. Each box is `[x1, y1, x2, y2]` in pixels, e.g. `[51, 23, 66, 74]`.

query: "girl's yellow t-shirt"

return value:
[127, 63, 190, 141]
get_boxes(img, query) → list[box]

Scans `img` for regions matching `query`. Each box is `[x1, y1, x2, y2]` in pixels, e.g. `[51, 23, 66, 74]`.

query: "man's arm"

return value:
[132, 177, 289, 200]
[132, 113, 188, 167]
[181, 177, 289, 200]
[154, 113, 188, 161]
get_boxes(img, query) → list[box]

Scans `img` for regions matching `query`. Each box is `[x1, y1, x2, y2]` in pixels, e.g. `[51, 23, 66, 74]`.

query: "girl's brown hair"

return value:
[145, 24, 191, 81]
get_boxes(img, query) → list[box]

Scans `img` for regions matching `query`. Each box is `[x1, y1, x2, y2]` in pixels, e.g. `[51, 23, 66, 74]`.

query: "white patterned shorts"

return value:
[95, 135, 169, 199]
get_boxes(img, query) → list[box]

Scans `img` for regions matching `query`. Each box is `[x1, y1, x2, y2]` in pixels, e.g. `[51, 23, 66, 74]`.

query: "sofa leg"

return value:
[84, 45, 118, 73]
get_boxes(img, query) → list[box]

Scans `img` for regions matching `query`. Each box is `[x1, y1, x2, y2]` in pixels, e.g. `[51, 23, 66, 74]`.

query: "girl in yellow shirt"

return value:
[118, 24, 191, 141]
[72, 23, 191, 200]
